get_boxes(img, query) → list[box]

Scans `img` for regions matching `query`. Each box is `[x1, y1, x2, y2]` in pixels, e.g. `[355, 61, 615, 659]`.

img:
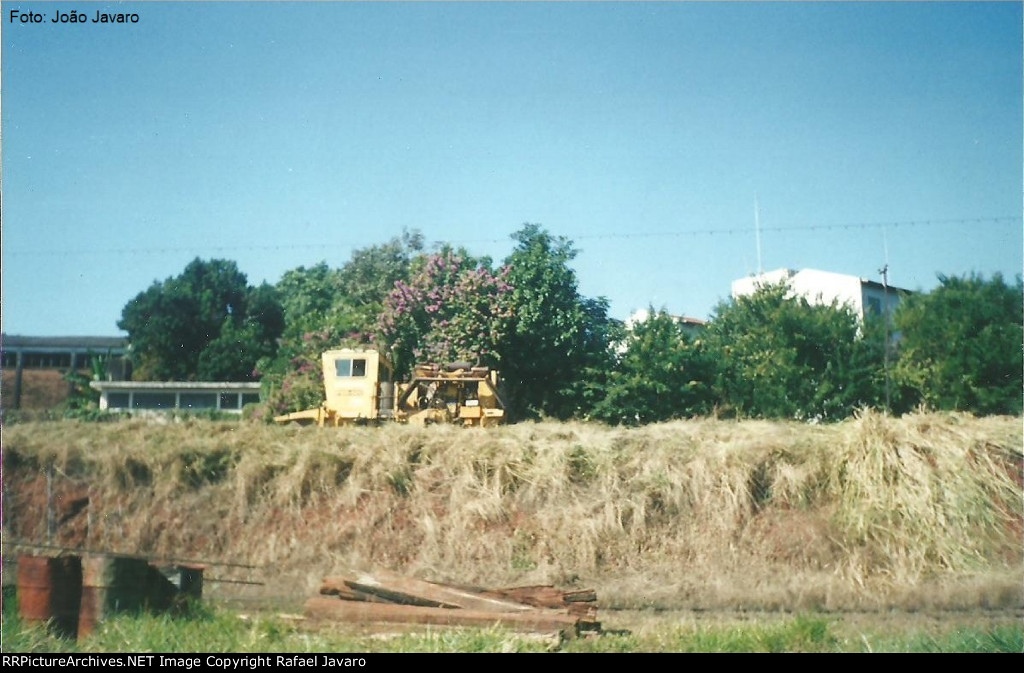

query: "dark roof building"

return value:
[1, 334, 131, 410]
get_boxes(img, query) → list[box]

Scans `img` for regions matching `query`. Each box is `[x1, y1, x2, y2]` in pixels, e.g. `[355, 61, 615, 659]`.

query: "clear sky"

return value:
[2, 1, 1021, 336]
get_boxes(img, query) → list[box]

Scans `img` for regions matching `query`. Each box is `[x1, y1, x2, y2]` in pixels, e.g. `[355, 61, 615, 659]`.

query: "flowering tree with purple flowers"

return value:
[378, 250, 515, 378]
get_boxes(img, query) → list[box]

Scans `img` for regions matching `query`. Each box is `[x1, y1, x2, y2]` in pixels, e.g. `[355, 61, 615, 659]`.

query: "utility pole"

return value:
[879, 263, 892, 413]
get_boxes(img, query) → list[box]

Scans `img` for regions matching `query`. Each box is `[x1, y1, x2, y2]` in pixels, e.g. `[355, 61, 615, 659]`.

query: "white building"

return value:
[90, 381, 262, 414]
[625, 309, 707, 336]
[731, 268, 907, 322]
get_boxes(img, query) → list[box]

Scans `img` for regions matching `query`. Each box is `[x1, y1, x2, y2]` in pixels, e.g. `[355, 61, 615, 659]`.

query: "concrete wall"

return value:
[0, 369, 74, 410]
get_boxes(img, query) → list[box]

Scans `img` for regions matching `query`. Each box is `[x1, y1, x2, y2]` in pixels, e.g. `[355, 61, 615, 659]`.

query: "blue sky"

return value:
[2, 1, 1021, 336]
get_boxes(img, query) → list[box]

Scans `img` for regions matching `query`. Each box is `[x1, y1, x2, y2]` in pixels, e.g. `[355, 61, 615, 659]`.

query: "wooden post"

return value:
[46, 462, 55, 543]
[13, 350, 24, 410]
[68, 352, 78, 396]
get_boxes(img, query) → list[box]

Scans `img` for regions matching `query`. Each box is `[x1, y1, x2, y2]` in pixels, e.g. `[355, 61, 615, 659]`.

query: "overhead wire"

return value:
[4, 215, 1019, 259]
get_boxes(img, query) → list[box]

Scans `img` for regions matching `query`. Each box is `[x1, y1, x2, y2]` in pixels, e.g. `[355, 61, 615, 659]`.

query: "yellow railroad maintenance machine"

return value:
[273, 348, 506, 427]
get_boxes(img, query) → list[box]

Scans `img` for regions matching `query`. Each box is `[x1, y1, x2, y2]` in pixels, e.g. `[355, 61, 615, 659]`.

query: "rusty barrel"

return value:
[78, 555, 153, 637]
[16, 555, 82, 638]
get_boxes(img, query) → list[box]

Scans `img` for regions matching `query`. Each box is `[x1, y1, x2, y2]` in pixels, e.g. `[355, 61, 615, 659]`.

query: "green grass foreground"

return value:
[2, 605, 1021, 653]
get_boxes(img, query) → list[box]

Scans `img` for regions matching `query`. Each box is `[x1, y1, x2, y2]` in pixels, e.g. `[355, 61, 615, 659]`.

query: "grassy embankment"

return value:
[1, 411, 1021, 651]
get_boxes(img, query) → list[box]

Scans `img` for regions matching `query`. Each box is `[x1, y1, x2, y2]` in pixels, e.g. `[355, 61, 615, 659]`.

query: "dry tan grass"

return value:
[2, 411, 1021, 611]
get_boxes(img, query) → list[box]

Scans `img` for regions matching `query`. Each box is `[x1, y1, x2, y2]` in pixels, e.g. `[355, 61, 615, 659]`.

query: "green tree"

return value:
[118, 259, 283, 381]
[258, 232, 425, 415]
[196, 283, 284, 381]
[337, 230, 425, 319]
[591, 309, 715, 425]
[499, 224, 616, 420]
[259, 328, 359, 417]
[274, 232, 425, 345]
[706, 282, 882, 420]
[893, 273, 1023, 415]
[256, 264, 366, 417]
[62, 368, 100, 416]
[275, 262, 347, 339]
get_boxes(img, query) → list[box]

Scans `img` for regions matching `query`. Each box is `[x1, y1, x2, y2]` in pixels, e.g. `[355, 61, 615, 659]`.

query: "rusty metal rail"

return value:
[1, 540, 262, 570]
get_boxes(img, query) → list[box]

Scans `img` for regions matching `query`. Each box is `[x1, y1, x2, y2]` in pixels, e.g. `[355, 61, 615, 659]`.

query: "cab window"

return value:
[335, 358, 367, 377]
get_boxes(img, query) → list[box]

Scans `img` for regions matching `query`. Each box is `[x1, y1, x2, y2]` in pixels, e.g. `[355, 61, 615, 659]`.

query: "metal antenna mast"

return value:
[755, 195, 763, 274]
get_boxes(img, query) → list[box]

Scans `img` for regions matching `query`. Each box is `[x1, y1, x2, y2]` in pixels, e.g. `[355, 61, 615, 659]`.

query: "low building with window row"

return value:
[89, 381, 262, 414]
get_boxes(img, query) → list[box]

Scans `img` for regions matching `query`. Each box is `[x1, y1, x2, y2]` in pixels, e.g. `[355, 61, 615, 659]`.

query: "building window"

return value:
[866, 297, 882, 315]
[180, 393, 217, 410]
[108, 393, 130, 409]
[133, 393, 175, 409]
[23, 352, 72, 368]
[241, 393, 260, 408]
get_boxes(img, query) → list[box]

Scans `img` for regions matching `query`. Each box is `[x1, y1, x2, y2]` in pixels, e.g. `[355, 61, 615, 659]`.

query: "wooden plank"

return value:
[343, 580, 457, 608]
[319, 578, 392, 604]
[333, 572, 536, 613]
[320, 586, 366, 601]
[488, 586, 598, 608]
[304, 596, 579, 634]
[563, 589, 598, 604]
[567, 603, 599, 619]
[488, 585, 568, 609]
